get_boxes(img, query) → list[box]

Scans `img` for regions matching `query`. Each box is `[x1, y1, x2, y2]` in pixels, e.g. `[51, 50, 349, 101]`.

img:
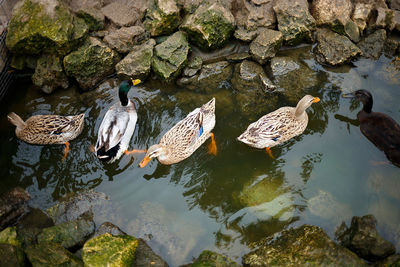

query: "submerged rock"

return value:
[180, 2, 235, 51]
[190, 250, 241, 267]
[335, 214, 396, 262]
[103, 26, 148, 54]
[63, 37, 120, 90]
[144, 0, 181, 36]
[315, 28, 361, 66]
[273, 0, 316, 46]
[358, 29, 387, 59]
[242, 225, 368, 266]
[134, 239, 169, 267]
[152, 31, 190, 82]
[0, 243, 25, 267]
[249, 29, 283, 65]
[32, 54, 69, 94]
[116, 39, 156, 80]
[82, 233, 138, 267]
[25, 242, 83, 267]
[0, 187, 30, 231]
[6, 0, 88, 55]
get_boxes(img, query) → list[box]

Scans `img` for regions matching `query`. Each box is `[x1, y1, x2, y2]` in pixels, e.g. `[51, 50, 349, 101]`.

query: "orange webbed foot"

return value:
[265, 147, 275, 159]
[125, 149, 147, 155]
[208, 132, 218, 156]
[62, 142, 70, 162]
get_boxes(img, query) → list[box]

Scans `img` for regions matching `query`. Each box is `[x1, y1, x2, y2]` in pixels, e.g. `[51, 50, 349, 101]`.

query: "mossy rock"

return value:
[0, 243, 25, 267]
[144, 0, 181, 36]
[25, 242, 83, 267]
[82, 233, 138, 267]
[191, 250, 241, 267]
[6, 0, 88, 55]
[0, 226, 22, 248]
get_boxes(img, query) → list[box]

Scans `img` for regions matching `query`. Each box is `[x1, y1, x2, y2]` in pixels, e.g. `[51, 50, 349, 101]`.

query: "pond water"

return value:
[1, 46, 399, 266]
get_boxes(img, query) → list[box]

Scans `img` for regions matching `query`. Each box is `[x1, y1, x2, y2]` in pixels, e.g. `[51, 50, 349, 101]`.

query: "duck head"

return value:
[294, 95, 320, 117]
[342, 89, 373, 113]
[118, 79, 141, 106]
[139, 144, 167, 168]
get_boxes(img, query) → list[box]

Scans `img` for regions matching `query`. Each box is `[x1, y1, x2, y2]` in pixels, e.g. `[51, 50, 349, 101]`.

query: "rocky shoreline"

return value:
[0, 187, 399, 266]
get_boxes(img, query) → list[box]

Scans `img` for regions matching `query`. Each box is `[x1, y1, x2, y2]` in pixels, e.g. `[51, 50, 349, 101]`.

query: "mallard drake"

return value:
[139, 98, 217, 167]
[94, 79, 145, 163]
[7, 112, 85, 160]
[342, 89, 400, 167]
[237, 95, 320, 157]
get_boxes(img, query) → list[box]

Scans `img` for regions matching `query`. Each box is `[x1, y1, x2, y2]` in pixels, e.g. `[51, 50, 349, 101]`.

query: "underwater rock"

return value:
[32, 54, 69, 94]
[273, 0, 316, 46]
[180, 2, 235, 51]
[315, 28, 361, 66]
[311, 0, 352, 32]
[133, 239, 169, 267]
[92, 222, 126, 238]
[152, 31, 190, 82]
[242, 225, 368, 266]
[375, 57, 400, 86]
[63, 37, 120, 90]
[82, 233, 138, 267]
[0, 243, 25, 267]
[358, 29, 387, 59]
[335, 214, 396, 262]
[0, 187, 30, 231]
[384, 34, 400, 56]
[37, 214, 95, 249]
[103, 26, 148, 54]
[144, 0, 181, 37]
[25, 242, 83, 267]
[232, 60, 275, 94]
[181, 56, 203, 77]
[190, 250, 241, 267]
[249, 28, 283, 65]
[6, 0, 88, 55]
[101, 2, 141, 27]
[116, 39, 156, 80]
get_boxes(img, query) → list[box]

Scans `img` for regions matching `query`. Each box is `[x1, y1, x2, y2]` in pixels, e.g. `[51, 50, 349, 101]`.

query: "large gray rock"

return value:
[335, 215, 396, 262]
[233, 0, 276, 31]
[273, 0, 316, 46]
[144, 0, 181, 36]
[243, 225, 368, 266]
[151, 31, 190, 82]
[315, 28, 362, 66]
[25, 242, 83, 267]
[103, 26, 148, 54]
[63, 37, 120, 90]
[388, 0, 400, 10]
[32, 54, 69, 94]
[249, 29, 283, 64]
[101, 2, 141, 27]
[180, 2, 235, 50]
[358, 29, 387, 59]
[0, 187, 30, 231]
[311, 0, 352, 32]
[70, 0, 105, 32]
[373, 8, 396, 30]
[352, 3, 373, 33]
[116, 39, 156, 80]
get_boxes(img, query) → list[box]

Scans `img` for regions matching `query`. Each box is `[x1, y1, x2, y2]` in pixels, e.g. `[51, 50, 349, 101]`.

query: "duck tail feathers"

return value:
[7, 112, 26, 128]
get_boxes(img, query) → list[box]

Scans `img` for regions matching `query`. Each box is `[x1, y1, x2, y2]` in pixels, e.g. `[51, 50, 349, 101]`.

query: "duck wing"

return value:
[26, 115, 81, 136]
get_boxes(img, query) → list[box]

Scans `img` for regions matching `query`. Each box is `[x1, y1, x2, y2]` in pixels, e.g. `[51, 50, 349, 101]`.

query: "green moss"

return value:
[0, 227, 22, 248]
[77, 12, 104, 31]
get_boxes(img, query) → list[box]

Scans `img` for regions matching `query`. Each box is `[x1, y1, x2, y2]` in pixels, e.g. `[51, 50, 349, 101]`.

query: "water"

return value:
[1, 46, 399, 266]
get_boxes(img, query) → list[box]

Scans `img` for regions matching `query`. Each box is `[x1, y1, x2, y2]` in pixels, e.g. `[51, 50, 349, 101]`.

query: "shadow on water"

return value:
[1, 45, 400, 265]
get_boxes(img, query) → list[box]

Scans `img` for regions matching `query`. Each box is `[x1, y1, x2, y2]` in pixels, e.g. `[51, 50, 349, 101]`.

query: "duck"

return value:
[139, 98, 217, 167]
[7, 112, 85, 161]
[237, 95, 320, 158]
[94, 79, 145, 163]
[342, 89, 400, 167]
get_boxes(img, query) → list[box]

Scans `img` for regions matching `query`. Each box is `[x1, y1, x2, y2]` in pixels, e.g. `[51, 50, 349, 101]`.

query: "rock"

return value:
[394, 10, 400, 32]
[374, 8, 395, 30]
[177, 60, 233, 92]
[37, 215, 95, 249]
[74, 5, 105, 31]
[376, 56, 400, 86]
[180, 2, 235, 51]
[190, 250, 241, 267]
[311, 0, 352, 31]
[133, 238, 169, 267]
[10, 54, 38, 70]
[315, 28, 362, 66]
[25, 242, 83, 267]
[101, 2, 141, 27]
[32, 54, 69, 94]
[272, 0, 316, 46]
[375, 254, 400, 267]
[92, 222, 126, 238]
[352, 3, 373, 33]
[358, 29, 387, 59]
[0, 243, 25, 267]
[232, 60, 275, 94]
[335, 215, 396, 262]
[144, 0, 181, 36]
[234, 27, 259, 42]
[63, 37, 120, 90]
[243, 225, 368, 266]
[226, 52, 252, 63]
[344, 20, 360, 43]
[0, 187, 30, 231]
[46, 190, 109, 224]
[82, 233, 138, 267]
[6, 0, 88, 55]
[0, 226, 22, 248]
[249, 29, 283, 65]
[151, 31, 190, 82]
[182, 56, 202, 77]
[233, 0, 275, 31]
[103, 26, 148, 54]
[116, 39, 155, 80]
[388, 0, 400, 10]
[191, 40, 248, 63]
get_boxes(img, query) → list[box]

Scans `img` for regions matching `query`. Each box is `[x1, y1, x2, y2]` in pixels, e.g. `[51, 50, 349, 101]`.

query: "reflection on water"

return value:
[1, 46, 400, 265]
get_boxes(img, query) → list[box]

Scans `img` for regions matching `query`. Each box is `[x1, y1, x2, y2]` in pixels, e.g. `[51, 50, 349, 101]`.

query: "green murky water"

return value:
[1, 46, 399, 265]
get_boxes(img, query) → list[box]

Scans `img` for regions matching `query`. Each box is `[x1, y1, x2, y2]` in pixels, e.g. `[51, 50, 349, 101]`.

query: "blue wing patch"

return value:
[199, 126, 203, 137]
[272, 136, 279, 141]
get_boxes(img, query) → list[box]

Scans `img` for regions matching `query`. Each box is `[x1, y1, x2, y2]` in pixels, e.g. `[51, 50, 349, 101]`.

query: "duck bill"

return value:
[313, 97, 320, 103]
[139, 155, 151, 168]
[131, 79, 141, 86]
[342, 92, 356, 98]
